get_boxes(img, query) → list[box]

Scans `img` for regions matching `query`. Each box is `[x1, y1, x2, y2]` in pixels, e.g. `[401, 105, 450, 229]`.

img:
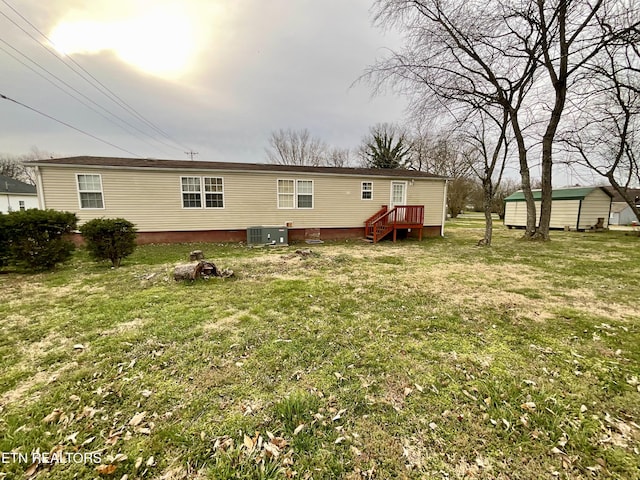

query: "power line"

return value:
[1, 92, 141, 157]
[0, 39, 177, 157]
[0, 0, 195, 153]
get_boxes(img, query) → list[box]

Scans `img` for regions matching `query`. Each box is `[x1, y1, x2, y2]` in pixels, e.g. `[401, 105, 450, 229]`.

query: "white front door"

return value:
[390, 181, 407, 208]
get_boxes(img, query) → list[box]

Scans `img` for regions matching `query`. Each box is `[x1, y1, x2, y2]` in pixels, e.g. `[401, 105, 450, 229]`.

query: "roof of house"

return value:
[27, 156, 449, 179]
[504, 186, 613, 202]
[603, 186, 640, 204]
[0, 174, 37, 195]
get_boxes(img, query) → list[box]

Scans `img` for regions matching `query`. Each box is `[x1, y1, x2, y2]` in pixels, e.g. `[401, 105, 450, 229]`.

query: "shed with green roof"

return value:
[504, 187, 612, 230]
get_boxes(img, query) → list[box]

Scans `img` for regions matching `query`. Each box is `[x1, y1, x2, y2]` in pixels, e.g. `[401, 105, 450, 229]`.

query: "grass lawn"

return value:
[1, 217, 639, 479]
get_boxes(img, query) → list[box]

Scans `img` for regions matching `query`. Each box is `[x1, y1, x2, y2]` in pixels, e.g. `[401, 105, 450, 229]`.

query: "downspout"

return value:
[441, 179, 448, 237]
[35, 166, 46, 209]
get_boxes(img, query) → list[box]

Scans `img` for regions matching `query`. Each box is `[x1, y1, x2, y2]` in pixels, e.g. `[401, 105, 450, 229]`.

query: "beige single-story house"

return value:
[0, 174, 38, 214]
[504, 187, 613, 230]
[28, 156, 449, 244]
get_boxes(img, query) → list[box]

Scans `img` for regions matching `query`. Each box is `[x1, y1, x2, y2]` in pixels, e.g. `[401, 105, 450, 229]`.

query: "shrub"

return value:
[80, 218, 137, 267]
[0, 213, 9, 268]
[5, 209, 77, 270]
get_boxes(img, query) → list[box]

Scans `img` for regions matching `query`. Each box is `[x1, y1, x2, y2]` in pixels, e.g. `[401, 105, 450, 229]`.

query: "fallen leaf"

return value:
[73, 344, 85, 351]
[403, 387, 413, 397]
[128, 411, 146, 427]
[146, 456, 155, 467]
[96, 464, 117, 475]
[332, 409, 346, 422]
[243, 434, 255, 451]
[521, 402, 536, 411]
[270, 437, 286, 449]
[134, 457, 143, 469]
[65, 431, 79, 444]
[24, 462, 39, 478]
[264, 442, 280, 458]
[580, 405, 587, 413]
[428, 422, 437, 430]
[293, 424, 305, 435]
[414, 383, 424, 393]
[334, 436, 346, 444]
[42, 409, 63, 424]
[141, 390, 152, 398]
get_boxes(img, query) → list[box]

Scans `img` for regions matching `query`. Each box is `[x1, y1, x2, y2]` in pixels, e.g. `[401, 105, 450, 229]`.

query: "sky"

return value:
[0, 0, 407, 164]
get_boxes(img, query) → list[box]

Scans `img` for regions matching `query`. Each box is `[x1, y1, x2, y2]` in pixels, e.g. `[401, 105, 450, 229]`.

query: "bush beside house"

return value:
[3, 209, 77, 270]
[79, 218, 137, 267]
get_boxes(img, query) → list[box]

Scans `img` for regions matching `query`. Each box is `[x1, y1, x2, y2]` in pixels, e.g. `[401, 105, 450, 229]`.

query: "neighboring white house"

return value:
[504, 187, 613, 230]
[0, 174, 38, 214]
[27, 156, 449, 244]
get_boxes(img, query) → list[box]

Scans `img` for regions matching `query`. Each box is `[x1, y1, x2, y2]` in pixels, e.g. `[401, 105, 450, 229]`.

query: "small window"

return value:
[181, 176, 202, 208]
[77, 174, 104, 209]
[278, 179, 295, 209]
[19, 200, 25, 211]
[361, 182, 373, 200]
[297, 180, 313, 209]
[204, 177, 224, 208]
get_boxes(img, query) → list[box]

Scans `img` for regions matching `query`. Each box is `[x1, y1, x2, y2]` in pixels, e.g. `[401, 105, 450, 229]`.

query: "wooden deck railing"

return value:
[364, 205, 388, 238]
[366, 205, 425, 243]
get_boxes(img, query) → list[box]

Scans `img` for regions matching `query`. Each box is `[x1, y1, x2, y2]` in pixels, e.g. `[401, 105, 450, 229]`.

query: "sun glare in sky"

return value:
[49, 3, 198, 78]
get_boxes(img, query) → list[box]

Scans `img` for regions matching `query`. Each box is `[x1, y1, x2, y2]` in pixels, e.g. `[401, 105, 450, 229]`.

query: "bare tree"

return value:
[458, 108, 511, 245]
[0, 148, 54, 185]
[365, 0, 638, 240]
[562, 34, 640, 222]
[266, 129, 328, 167]
[325, 147, 353, 168]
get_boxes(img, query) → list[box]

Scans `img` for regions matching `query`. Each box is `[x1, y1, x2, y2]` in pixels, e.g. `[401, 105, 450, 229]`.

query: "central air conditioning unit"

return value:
[246, 226, 288, 245]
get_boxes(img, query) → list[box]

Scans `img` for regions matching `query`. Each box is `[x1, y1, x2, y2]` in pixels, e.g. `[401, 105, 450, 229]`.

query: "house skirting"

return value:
[70, 225, 442, 245]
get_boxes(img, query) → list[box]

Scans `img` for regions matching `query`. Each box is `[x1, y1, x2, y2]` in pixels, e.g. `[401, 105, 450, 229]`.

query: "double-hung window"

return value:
[204, 177, 224, 208]
[181, 176, 224, 208]
[361, 182, 373, 200]
[278, 179, 313, 209]
[77, 174, 104, 209]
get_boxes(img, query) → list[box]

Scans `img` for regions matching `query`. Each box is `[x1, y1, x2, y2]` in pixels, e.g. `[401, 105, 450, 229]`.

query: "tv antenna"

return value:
[185, 151, 199, 160]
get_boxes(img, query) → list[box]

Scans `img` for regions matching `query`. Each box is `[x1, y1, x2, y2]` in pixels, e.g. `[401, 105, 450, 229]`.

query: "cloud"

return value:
[0, 0, 407, 162]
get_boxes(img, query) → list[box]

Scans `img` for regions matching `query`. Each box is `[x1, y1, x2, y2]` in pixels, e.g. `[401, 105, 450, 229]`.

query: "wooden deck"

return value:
[364, 205, 425, 243]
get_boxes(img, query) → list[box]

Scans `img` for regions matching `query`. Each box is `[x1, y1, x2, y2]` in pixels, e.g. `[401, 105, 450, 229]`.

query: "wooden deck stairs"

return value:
[364, 205, 425, 243]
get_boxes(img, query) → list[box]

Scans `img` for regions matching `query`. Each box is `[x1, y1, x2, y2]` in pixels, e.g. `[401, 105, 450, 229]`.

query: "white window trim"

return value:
[296, 179, 314, 209]
[361, 181, 373, 201]
[277, 179, 295, 209]
[180, 176, 225, 209]
[76, 173, 105, 210]
[277, 179, 314, 209]
[180, 176, 202, 209]
[203, 176, 225, 209]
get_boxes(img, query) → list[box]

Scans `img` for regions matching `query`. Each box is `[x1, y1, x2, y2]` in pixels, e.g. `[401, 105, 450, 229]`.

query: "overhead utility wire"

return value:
[0, 0, 194, 153]
[0, 40, 177, 157]
[0, 7, 185, 155]
[1, 92, 141, 157]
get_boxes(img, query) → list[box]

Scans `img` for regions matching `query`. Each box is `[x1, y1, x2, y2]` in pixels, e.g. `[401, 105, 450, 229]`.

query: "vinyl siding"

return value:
[578, 189, 611, 229]
[505, 199, 581, 228]
[1, 194, 38, 213]
[38, 166, 446, 231]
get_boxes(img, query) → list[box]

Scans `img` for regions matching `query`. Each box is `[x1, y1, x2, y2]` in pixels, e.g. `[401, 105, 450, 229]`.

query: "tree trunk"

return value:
[481, 178, 493, 246]
[508, 110, 537, 237]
